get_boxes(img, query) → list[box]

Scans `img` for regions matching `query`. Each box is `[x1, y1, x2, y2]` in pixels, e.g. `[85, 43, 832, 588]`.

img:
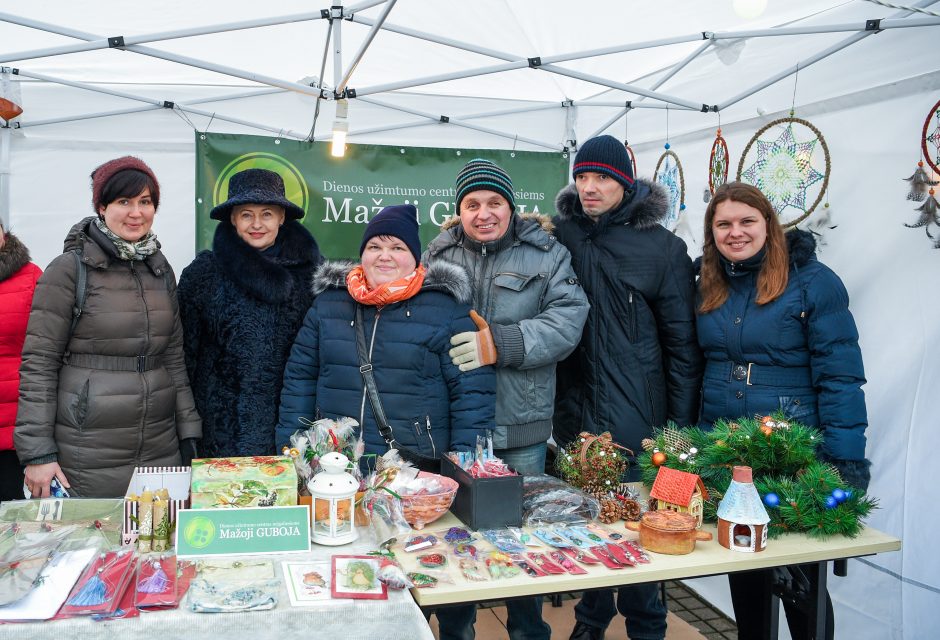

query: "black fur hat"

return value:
[210, 168, 306, 221]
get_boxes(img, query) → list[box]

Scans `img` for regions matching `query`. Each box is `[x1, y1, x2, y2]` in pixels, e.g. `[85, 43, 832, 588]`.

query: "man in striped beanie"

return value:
[426, 158, 588, 640]
[553, 137, 703, 640]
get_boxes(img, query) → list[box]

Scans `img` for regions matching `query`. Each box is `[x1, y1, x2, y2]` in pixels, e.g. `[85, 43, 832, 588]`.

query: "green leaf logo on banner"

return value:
[183, 515, 217, 549]
[213, 152, 309, 216]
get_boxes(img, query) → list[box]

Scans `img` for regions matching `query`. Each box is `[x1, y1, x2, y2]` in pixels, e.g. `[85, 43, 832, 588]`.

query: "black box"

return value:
[440, 456, 523, 530]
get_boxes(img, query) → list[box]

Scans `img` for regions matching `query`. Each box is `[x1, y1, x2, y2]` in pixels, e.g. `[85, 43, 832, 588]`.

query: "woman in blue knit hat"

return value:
[178, 168, 321, 459]
[276, 204, 495, 468]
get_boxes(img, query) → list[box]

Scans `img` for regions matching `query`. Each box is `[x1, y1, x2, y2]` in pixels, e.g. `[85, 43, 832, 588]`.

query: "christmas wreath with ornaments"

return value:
[636, 415, 877, 539]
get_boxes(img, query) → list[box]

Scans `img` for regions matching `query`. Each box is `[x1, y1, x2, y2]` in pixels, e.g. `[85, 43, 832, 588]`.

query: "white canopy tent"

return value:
[1, 1, 938, 637]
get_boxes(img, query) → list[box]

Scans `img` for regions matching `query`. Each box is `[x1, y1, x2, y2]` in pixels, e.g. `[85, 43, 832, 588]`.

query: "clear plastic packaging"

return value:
[522, 474, 600, 526]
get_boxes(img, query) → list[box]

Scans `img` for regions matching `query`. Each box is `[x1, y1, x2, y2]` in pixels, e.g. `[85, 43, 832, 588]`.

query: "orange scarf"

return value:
[346, 264, 426, 307]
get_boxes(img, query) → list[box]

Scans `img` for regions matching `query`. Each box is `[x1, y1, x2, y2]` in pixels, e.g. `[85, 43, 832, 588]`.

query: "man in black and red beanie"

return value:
[553, 135, 704, 640]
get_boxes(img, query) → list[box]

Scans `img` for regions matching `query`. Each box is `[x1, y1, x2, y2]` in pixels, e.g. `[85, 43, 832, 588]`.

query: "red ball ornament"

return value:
[651, 452, 667, 467]
[760, 425, 773, 437]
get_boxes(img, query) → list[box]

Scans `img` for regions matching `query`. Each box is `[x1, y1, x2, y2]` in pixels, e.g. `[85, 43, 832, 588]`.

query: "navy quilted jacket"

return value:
[697, 230, 868, 462]
[276, 261, 496, 459]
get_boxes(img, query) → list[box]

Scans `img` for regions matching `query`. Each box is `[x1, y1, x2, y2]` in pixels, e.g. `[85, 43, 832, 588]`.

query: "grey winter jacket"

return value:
[424, 213, 589, 450]
[15, 217, 201, 497]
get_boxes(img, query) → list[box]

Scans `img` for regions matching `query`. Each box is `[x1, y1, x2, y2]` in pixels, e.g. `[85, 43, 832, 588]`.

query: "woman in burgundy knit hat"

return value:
[15, 156, 201, 498]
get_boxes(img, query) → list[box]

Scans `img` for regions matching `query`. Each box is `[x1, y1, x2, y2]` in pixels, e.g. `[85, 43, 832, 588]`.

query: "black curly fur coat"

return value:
[178, 221, 321, 457]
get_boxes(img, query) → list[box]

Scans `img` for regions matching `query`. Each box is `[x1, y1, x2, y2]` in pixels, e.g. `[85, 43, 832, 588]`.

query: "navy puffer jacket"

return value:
[697, 230, 869, 469]
[276, 261, 496, 459]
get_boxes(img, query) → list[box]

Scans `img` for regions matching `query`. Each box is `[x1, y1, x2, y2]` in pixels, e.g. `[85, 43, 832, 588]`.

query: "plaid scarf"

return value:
[94, 217, 159, 261]
[346, 264, 425, 307]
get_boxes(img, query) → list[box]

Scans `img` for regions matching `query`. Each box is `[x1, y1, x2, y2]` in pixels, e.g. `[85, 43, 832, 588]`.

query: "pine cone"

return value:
[598, 498, 624, 524]
[641, 438, 655, 452]
[619, 498, 641, 521]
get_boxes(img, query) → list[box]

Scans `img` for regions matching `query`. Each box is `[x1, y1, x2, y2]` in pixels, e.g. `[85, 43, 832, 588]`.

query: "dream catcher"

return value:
[737, 114, 830, 228]
[653, 109, 686, 232]
[902, 99, 940, 248]
[704, 118, 730, 204]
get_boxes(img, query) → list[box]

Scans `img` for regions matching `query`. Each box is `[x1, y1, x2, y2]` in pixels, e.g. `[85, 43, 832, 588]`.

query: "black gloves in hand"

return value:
[820, 453, 871, 492]
[180, 438, 200, 467]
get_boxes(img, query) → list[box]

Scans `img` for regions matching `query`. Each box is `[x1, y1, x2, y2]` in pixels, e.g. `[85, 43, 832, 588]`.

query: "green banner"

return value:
[195, 133, 570, 259]
[176, 506, 311, 557]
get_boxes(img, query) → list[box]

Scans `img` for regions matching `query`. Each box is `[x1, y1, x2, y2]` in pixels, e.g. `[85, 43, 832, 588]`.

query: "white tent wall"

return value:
[3, 2, 940, 638]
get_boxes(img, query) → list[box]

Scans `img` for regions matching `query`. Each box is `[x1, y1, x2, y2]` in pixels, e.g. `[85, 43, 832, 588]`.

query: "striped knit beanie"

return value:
[573, 135, 635, 190]
[455, 158, 515, 213]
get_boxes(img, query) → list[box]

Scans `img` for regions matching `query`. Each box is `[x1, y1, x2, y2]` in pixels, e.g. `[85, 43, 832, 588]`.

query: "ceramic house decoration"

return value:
[717, 466, 770, 553]
[649, 466, 709, 528]
[308, 452, 359, 546]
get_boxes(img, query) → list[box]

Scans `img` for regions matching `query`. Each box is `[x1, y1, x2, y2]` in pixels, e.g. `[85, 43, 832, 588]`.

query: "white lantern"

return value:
[307, 452, 358, 545]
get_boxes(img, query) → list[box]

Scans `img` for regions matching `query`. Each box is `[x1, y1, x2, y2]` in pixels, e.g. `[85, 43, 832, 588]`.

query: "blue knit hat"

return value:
[359, 204, 421, 264]
[455, 158, 516, 213]
[573, 135, 635, 190]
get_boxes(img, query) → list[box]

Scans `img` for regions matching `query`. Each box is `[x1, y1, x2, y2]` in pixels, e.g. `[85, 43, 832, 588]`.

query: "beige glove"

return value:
[449, 310, 498, 372]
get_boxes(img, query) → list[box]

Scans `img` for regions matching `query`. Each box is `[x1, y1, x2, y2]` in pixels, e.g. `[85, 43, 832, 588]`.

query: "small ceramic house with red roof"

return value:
[649, 466, 709, 529]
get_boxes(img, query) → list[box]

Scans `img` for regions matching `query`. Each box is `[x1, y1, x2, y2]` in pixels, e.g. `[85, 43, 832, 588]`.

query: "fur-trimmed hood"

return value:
[213, 219, 321, 304]
[554, 178, 669, 231]
[312, 259, 473, 304]
[0, 231, 31, 282]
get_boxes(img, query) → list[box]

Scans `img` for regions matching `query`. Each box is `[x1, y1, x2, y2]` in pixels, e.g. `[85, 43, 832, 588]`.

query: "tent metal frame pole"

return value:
[717, 0, 940, 110]
[708, 15, 940, 40]
[581, 101, 693, 109]
[0, 13, 325, 98]
[20, 88, 286, 128]
[351, 17, 706, 109]
[0, 127, 10, 230]
[336, 0, 397, 95]
[13, 69, 165, 106]
[313, 102, 565, 141]
[344, 0, 389, 13]
[586, 40, 712, 138]
[356, 96, 564, 151]
[332, 7, 343, 92]
[179, 105, 308, 139]
[12, 68, 309, 139]
[544, 65, 703, 110]
[0, 11, 327, 65]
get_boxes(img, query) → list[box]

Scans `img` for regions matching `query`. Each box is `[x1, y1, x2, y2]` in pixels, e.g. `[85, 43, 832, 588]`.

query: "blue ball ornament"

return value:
[825, 496, 838, 509]
[680, 203, 686, 211]
[832, 488, 847, 503]
[664, 142, 671, 150]
[763, 492, 780, 508]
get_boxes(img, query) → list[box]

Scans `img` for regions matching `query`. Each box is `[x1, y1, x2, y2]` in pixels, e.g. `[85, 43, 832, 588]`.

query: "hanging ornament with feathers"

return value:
[705, 125, 730, 204]
[921, 98, 940, 176]
[903, 161, 938, 202]
[905, 188, 940, 248]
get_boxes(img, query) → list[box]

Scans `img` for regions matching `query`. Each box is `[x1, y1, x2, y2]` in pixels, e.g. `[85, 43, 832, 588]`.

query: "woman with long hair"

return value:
[697, 182, 871, 640]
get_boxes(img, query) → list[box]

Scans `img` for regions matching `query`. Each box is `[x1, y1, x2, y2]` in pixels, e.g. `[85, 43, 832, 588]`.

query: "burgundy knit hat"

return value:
[91, 156, 160, 212]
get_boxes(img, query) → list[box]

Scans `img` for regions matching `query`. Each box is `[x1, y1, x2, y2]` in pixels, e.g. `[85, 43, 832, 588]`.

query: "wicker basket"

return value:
[399, 472, 458, 530]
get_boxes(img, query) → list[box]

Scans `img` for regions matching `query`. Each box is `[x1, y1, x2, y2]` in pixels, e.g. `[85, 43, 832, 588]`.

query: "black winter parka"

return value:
[552, 180, 703, 457]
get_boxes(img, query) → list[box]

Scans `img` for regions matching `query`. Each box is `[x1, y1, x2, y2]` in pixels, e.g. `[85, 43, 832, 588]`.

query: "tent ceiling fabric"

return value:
[2, 0, 938, 148]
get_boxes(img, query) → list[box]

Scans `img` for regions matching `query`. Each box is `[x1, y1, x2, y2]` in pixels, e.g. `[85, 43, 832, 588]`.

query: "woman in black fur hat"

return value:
[178, 168, 321, 458]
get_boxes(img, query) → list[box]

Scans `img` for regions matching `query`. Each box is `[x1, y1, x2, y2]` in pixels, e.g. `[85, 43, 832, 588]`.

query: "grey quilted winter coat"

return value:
[15, 217, 201, 497]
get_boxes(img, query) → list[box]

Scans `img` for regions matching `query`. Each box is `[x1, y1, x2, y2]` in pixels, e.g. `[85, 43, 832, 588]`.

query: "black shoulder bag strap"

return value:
[354, 305, 396, 449]
[354, 305, 439, 471]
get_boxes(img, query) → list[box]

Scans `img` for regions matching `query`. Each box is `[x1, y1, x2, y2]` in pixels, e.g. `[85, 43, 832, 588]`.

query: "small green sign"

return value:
[176, 506, 311, 557]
